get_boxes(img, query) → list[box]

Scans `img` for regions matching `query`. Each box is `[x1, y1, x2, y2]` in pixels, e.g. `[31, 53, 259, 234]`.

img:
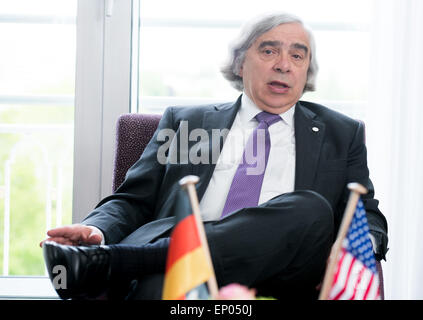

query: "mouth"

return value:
[267, 81, 290, 93]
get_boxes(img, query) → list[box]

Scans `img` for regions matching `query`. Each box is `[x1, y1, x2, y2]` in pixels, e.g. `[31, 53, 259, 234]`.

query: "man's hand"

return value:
[39, 224, 103, 247]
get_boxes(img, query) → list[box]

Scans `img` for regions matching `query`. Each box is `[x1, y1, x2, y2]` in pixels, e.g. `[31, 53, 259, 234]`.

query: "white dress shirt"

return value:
[199, 94, 296, 221]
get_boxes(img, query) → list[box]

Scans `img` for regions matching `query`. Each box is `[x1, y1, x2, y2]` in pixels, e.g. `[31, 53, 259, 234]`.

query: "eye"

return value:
[258, 46, 280, 60]
[292, 54, 303, 60]
[263, 49, 275, 55]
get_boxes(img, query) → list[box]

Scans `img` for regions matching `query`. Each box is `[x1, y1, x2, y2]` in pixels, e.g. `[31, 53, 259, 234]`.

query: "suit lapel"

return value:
[193, 98, 325, 197]
[294, 102, 326, 190]
[194, 96, 242, 200]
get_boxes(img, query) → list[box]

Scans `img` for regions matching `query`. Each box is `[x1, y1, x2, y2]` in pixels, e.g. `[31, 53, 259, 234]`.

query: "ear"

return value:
[239, 65, 243, 77]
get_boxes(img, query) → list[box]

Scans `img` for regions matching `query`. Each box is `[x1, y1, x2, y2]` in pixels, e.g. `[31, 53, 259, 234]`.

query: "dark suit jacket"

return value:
[83, 95, 388, 260]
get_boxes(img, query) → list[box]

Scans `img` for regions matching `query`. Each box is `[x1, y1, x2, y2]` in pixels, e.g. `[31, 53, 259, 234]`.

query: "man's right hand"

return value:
[39, 224, 104, 247]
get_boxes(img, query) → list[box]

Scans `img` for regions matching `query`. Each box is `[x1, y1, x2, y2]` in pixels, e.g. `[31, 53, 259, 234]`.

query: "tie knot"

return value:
[255, 111, 282, 127]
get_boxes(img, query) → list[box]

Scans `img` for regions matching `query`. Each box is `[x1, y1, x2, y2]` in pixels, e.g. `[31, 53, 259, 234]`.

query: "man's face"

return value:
[240, 23, 311, 114]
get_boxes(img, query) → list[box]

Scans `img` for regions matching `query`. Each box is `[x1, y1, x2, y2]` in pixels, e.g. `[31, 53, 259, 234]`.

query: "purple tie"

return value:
[220, 111, 281, 218]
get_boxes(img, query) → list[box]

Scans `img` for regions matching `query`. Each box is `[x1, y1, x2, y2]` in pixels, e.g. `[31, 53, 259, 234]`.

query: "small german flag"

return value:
[162, 188, 213, 300]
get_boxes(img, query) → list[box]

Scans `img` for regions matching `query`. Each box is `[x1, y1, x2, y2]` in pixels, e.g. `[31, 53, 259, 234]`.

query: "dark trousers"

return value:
[129, 190, 334, 300]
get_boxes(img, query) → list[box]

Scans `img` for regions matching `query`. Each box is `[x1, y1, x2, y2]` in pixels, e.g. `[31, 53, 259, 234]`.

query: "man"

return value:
[41, 13, 388, 300]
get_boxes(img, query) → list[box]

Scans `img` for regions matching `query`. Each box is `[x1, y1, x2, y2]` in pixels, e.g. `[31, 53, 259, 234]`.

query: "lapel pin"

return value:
[312, 127, 320, 133]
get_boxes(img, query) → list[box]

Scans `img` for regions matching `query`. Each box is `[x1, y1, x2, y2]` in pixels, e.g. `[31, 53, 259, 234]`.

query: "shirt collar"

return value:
[240, 93, 296, 127]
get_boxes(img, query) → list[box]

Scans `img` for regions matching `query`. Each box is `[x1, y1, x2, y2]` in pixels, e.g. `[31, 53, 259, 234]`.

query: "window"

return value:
[0, 0, 132, 298]
[136, 0, 373, 121]
[0, 0, 76, 277]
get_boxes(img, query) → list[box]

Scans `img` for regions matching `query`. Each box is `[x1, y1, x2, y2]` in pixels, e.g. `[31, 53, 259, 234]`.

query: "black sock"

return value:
[108, 237, 170, 282]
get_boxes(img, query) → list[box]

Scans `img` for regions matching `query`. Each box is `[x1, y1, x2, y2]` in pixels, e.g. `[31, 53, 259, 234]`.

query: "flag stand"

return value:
[179, 175, 220, 299]
[318, 182, 368, 300]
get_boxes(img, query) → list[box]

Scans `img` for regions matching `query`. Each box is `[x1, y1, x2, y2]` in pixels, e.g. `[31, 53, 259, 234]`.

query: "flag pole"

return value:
[179, 175, 219, 299]
[318, 182, 368, 300]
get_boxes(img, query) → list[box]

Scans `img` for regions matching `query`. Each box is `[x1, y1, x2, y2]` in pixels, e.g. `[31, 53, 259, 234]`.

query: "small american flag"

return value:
[329, 199, 381, 300]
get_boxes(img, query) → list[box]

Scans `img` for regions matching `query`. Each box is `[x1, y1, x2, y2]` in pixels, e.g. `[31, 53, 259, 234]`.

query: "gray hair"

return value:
[221, 13, 318, 93]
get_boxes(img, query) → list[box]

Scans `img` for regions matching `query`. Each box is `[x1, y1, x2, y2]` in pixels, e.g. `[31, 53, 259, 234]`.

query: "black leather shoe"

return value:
[43, 241, 112, 300]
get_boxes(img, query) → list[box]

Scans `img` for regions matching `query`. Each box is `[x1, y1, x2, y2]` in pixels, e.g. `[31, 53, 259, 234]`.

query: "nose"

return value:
[273, 52, 291, 73]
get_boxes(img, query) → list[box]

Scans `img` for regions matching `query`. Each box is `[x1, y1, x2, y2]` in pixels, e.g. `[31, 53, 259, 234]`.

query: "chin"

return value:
[264, 100, 294, 112]
[258, 106, 285, 114]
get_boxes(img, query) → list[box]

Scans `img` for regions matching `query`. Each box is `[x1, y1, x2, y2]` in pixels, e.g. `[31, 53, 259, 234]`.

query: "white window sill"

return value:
[0, 276, 59, 300]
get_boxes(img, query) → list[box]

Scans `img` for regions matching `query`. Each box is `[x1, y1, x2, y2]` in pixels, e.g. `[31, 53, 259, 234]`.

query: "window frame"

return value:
[72, 0, 134, 223]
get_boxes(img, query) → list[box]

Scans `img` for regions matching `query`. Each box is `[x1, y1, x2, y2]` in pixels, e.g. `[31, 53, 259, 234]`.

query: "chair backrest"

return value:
[112, 113, 162, 192]
[112, 113, 384, 299]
